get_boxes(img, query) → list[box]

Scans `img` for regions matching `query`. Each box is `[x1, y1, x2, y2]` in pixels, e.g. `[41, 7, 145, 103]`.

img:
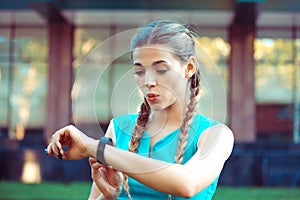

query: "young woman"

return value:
[46, 20, 234, 200]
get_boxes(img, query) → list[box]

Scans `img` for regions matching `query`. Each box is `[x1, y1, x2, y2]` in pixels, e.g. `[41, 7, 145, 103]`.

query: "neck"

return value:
[151, 100, 186, 128]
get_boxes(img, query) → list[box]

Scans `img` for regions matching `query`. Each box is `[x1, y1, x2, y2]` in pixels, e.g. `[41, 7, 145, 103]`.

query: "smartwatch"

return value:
[96, 137, 113, 166]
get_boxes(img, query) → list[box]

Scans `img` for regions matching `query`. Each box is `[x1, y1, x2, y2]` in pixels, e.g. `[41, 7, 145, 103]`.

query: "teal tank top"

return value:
[112, 114, 220, 200]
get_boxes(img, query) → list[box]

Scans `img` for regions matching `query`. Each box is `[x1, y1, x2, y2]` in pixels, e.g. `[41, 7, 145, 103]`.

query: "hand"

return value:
[89, 157, 123, 198]
[46, 125, 96, 160]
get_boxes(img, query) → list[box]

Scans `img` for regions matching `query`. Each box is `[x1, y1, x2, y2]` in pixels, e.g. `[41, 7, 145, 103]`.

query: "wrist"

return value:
[86, 137, 98, 158]
[96, 137, 114, 165]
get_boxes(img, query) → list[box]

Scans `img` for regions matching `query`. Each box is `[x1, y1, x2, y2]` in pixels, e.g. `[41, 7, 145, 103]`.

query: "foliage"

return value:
[254, 38, 297, 104]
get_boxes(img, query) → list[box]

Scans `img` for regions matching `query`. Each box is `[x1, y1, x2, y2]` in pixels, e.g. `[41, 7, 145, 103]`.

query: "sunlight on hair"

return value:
[21, 149, 41, 183]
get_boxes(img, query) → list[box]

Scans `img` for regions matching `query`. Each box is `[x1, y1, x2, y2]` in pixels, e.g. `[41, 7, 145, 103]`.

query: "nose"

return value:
[144, 71, 156, 88]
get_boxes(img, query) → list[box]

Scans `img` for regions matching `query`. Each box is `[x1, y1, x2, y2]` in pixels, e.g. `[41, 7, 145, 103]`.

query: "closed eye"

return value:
[133, 70, 145, 75]
[133, 63, 145, 75]
[156, 69, 168, 74]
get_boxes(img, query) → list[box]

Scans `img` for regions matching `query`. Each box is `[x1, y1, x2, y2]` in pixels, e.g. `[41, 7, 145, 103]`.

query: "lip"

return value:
[146, 93, 159, 102]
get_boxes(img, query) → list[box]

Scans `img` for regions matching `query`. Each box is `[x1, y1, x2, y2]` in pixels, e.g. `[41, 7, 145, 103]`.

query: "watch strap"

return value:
[96, 137, 113, 166]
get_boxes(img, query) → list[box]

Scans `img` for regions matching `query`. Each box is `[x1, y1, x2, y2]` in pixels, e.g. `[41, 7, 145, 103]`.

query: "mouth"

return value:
[146, 93, 159, 102]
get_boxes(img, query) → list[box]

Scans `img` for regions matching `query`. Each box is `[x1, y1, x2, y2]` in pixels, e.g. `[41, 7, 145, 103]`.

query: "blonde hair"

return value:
[123, 20, 200, 199]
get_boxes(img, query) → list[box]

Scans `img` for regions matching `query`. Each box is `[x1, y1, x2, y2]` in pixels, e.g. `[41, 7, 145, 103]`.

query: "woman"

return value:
[46, 20, 234, 200]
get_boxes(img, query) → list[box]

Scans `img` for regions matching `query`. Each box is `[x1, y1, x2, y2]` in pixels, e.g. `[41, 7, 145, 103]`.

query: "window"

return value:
[255, 28, 299, 140]
[194, 28, 229, 123]
[0, 28, 10, 127]
[0, 28, 10, 128]
[0, 26, 48, 139]
[255, 38, 293, 104]
[72, 27, 110, 123]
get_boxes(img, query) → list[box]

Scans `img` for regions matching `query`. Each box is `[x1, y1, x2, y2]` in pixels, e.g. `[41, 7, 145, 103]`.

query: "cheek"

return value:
[134, 76, 144, 86]
[134, 76, 148, 95]
[172, 80, 188, 97]
[160, 74, 187, 96]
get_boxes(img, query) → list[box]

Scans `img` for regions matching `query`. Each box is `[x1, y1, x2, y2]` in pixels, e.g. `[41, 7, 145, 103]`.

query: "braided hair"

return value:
[123, 20, 200, 199]
[123, 98, 151, 200]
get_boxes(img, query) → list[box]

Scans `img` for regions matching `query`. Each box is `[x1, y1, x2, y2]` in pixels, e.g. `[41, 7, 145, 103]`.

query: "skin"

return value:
[132, 44, 195, 143]
[88, 157, 123, 199]
[46, 44, 234, 199]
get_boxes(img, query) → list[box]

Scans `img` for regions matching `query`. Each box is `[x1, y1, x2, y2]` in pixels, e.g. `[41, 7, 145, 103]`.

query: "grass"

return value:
[0, 182, 90, 200]
[212, 187, 300, 200]
[0, 182, 299, 199]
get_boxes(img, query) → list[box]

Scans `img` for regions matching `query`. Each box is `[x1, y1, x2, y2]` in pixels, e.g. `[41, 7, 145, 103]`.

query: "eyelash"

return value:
[156, 69, 168, 74]
[134, 69, 168, 76]
[134, 71, 144, 75]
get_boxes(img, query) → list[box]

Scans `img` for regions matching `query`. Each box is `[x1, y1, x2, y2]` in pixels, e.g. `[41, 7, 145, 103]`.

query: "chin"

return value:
[148, 101, 174, 112]
[148, 103, 165, 111]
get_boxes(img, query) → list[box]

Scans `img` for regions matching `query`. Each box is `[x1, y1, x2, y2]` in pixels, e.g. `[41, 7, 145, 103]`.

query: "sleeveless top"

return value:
[112, 113, 220, 200]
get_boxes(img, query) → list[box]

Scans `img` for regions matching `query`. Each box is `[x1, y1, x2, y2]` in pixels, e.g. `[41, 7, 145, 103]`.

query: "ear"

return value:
[185, 56, 197, 79]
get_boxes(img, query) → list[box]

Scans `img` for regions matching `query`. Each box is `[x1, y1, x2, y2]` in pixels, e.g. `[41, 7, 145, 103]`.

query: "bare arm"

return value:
[103, 124, 234, 198]
[48, 124, 233, 198]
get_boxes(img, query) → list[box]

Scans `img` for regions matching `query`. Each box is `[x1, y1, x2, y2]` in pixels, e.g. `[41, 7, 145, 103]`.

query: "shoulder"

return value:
[198, 123, 234, 161]
[190, 114, 220, 135]
[194, 114, 220, 126]
[206, 124, 234, 145]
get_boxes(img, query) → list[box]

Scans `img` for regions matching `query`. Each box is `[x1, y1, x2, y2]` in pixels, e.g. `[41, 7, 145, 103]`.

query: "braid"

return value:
[123, 98, 151, 200]
[174, 70, 200, 164]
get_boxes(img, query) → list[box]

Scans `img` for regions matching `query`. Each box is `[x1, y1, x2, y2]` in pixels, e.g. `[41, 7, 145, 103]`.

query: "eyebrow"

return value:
[133, 60, 168, 67]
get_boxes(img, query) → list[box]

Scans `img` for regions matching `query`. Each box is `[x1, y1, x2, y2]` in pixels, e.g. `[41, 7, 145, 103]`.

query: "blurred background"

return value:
[0, 0, 300, 199]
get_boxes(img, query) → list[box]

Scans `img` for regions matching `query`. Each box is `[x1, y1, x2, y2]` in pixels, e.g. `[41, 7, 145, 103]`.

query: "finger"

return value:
[51, 138, 63, 159]
[89, 157, 98, 164]
[57, 147, 63, 160]
[51, 131, 65, 158]
[89, 157, 99, 167]
[54, 133, 63, 154]
[106, 167, 123, 187]
[107, 165, 118, 172]
[89, 157, 106, 167]
[46, 143, 61, 160]
[51, 140, 58, 156]
[95, 172, 116, 196]
[90, 161, 105, 170]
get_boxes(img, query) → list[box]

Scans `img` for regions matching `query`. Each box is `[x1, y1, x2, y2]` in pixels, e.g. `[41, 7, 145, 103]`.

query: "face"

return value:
[132, 44, 188, 111]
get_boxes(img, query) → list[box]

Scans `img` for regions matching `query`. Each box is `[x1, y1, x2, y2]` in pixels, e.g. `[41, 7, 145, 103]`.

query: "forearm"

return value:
[104, 145, 195, 197]
[86, 139, 220, 198]
[87, 138, 222, 196]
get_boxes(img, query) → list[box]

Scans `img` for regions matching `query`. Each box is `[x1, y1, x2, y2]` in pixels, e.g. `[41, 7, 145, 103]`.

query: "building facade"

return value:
[0, 0, 299, 186]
